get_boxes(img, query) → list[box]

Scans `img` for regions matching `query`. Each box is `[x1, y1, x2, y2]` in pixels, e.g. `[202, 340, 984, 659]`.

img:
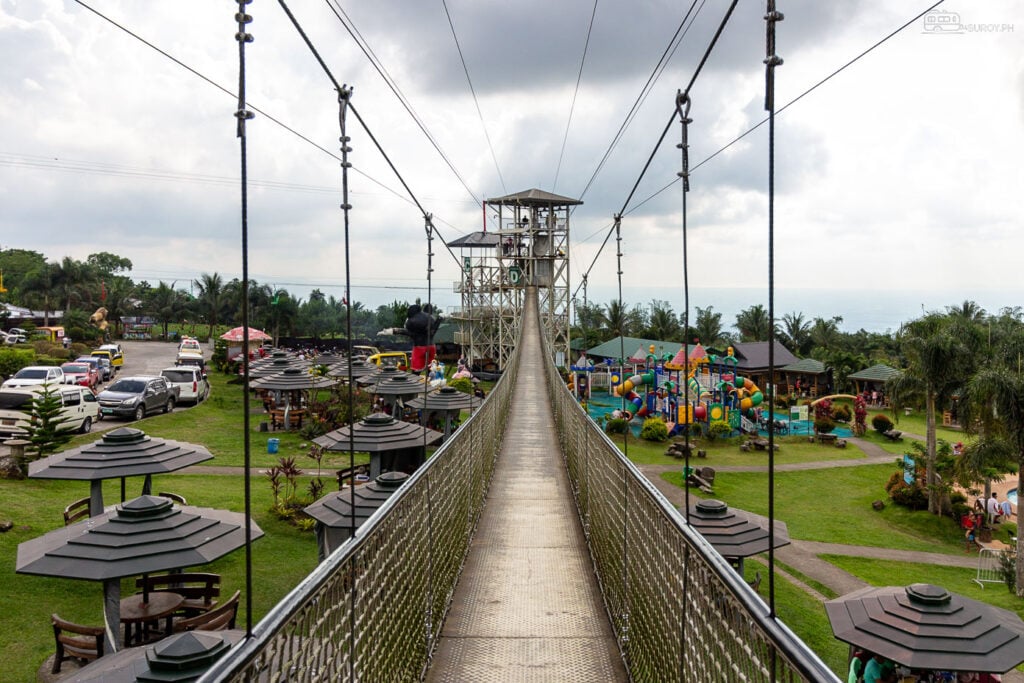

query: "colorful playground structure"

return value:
[576, 343, 765, 435]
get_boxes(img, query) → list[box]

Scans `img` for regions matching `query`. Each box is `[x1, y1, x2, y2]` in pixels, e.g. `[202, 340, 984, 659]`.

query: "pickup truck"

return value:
[96, 375, 180, 421]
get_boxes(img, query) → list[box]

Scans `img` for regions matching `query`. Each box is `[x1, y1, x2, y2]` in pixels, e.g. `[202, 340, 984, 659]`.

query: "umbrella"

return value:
[326, 358, 378, 381]
[250, 367, 335, 392]
[825, 583, 1024, 673]
[16, 495, 262, 655]
[305, 471, 409, 561]
[406, 386, 482, 439]
[69, 630, 245, 682]
[28, 427, 214, 516]
[355, 365, 411, 387]
[685, 499, 790, 573]
[219, 326, 272, 342]
[314, 413, 442, 478]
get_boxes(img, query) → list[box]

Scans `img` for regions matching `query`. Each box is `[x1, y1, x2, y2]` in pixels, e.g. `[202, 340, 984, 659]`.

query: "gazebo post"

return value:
[90, 481, 104, 517]
[103, 577, 121, 654]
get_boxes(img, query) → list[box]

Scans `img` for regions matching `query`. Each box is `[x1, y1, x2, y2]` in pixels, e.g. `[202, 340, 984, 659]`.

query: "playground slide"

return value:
[614, 372, 654, 418]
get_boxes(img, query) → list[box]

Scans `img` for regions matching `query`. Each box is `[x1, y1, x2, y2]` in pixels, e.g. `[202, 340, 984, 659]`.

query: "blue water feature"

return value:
[1009, 489, 1018, 506]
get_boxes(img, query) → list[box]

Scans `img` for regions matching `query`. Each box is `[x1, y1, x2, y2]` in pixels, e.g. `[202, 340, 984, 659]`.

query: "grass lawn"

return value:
[0, 473, 318, 682]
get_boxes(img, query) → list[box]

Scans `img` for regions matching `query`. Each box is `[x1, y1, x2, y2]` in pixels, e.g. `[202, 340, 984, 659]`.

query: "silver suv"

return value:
[160, 366, 209, 404]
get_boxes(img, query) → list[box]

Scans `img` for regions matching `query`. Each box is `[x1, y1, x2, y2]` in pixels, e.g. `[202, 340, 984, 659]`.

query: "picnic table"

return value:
[120, 591, 183, 646]
[817, 433, 838, 444]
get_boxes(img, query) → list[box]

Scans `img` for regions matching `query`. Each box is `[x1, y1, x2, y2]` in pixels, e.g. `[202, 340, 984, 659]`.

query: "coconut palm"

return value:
[779, 311, 812, 355]
[194, 272, 227, 339]
[887, 314, 976, 514]
[694, 306, 728, 347]
[734, 304, 770, 342]
[960, 367, 1024, 593]
[601, 299, 630, 338]
[646, 300, 680, 341]
[21, 262, 60, 326]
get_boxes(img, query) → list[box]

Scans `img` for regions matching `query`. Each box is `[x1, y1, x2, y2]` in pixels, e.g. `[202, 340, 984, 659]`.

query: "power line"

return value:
[442, 0, 506, 195]
[552, 0, 599, 192]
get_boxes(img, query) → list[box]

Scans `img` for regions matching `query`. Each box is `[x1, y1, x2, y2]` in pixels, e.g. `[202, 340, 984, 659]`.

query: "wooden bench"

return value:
[136, 572, 221, 617]
[51, 614, 104, 674]
[63, 496, 90, 526]
[817, 433, 837, 445]
[173, 590, 240, 633]
[269, 408, 306, 431]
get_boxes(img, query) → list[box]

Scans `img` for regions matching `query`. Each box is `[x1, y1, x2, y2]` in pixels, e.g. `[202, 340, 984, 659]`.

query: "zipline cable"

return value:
[323, 0, 483, 206]
[442, 0, 507, 194]
[552, 0, 599, 192]
[570, 0, 940, 303]
[574, 0, 704, 203]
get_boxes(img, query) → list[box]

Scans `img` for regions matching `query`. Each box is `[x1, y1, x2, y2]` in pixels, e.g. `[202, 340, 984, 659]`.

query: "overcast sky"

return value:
[1, 0, 1021, 332]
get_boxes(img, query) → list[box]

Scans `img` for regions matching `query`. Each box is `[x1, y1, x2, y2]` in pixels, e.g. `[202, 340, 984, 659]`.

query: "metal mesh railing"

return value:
[200, 327, 521, 682]
[543, 338, 839, 682]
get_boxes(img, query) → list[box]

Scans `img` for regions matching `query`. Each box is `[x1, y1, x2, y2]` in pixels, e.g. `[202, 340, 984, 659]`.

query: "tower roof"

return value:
[486, 188, 582, 207]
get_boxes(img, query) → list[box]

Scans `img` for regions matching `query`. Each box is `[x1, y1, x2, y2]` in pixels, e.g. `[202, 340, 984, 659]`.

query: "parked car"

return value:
[1, 366, 68, 390]
[60, 362, 99, 390]
[0, 384, 99, 436]
[96, 376, 179, 420]
[160, 366, 209, 404]
[178, 337, 203, 355]
[97, 343, 124, 367]
[3, 329, 27, 344]
[75, 356, 111, 382]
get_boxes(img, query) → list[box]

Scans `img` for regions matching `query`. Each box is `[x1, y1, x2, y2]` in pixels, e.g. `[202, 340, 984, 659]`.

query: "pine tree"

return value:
[24, 384, 73, 460]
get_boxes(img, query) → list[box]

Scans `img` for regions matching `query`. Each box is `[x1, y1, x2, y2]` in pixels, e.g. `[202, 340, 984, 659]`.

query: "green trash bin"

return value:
[683, 466, 694, 478]
[267, 438, 280, 454]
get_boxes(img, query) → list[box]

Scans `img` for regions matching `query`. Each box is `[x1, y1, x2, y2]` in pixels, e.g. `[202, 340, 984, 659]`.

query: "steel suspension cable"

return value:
[232, 0, 256, 638]
[676, 90, 693, 676]
[764, 0, 784, 621]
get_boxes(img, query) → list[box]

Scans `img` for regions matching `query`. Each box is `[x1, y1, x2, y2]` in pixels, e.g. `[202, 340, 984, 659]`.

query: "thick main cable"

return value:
[553, 0, 599, 191]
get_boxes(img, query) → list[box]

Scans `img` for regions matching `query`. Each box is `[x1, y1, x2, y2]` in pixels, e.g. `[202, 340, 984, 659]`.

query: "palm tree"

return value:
[21, 262, 60, 326]
[101, 276, 139, 337]
[778, 312, 812, 356]
[147, 281, 186, 340]
[960, 367, 1024, 593]
[887, 314, 976, 514]
[809, 316, 844, 350]
[946, 299, 986, 323]
[734, 304, 770, 342]
[194, 273, 226, 339]
[646, 300, 680, 341]
[55, 256, 96, 312]
[693, 306, 728, 347]
[600, 299, 630, 338]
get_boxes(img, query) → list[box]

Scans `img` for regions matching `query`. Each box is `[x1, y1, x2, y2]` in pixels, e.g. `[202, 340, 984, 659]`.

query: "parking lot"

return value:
[0, 338, 212, 454]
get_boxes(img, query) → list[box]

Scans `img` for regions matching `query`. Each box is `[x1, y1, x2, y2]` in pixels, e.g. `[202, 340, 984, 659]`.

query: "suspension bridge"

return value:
[199, 288, 836, 682]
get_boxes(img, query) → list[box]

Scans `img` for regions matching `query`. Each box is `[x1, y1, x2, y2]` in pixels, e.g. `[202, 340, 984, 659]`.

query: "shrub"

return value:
[640, 417, 668, 442]
[447, 377, 473, 394]
[814, 417, 836, 434]
[831, 404, 852, 423]
[0, 347, 36, 378]
[872, 413, 894, 433]
[605, 417, 629, 435]
[888, 480, 928, 510]
[707, 420, 732, 441]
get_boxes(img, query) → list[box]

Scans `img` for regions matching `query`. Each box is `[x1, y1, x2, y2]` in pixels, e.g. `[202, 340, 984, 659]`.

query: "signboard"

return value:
[508, 266, 522, 285]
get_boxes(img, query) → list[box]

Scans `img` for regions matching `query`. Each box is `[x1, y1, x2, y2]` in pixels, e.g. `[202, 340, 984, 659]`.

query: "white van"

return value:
[0, 384, 100, 436]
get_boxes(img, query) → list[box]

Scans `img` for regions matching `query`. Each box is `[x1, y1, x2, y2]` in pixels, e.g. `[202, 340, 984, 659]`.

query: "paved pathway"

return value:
[640, 434, 1024, 682]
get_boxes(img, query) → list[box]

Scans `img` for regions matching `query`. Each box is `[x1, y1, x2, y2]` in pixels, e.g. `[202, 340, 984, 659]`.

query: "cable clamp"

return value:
[235, 32, 254, 43]
[235, 110, 255, 120]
